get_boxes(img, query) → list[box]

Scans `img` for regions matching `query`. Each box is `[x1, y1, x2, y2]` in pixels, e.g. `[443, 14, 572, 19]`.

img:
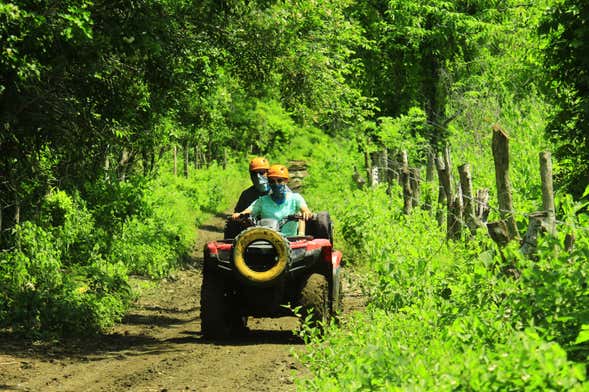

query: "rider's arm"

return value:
[231, 207, 252, 220]
[300, 205, 312, 220]
[232, 196, 263, 220]
[294, 194, 312, 220]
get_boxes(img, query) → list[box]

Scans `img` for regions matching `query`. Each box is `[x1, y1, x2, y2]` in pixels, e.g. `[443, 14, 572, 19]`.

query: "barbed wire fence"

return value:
[355, 124, 578, 257]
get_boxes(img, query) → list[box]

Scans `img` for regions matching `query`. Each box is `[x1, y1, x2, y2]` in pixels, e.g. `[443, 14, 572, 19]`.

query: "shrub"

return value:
[0, 222, 131, 336]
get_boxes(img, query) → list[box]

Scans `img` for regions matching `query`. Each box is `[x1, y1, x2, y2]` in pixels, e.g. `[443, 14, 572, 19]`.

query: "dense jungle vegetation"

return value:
[1, 0, 588, 389]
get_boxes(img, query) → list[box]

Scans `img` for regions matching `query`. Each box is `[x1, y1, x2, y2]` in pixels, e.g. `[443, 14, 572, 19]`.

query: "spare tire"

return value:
[305, 211, 333, 244]
[233, 227, 290, 285]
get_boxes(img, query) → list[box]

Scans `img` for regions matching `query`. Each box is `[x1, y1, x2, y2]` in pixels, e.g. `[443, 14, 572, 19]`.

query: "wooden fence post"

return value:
[491, 125, 520, 241]
[399, 150, 409, 186]
[410, 167, 421, 208]
[475, 188, 490, 223]
[539, 151, 556, 233]
[183, 141, 189, 178]
[521, 211, 553, 257]
[450, 184, 463, 240]
[401, 151, 412, 214]
[423, 152, 435, 211]
[364, 150, 373, 188]
[389, 150, 400, 185]
[435, 156, 448, 226]
[436, 151, 461, 239]
[458, 163, 481, 234]
[173, 145, 178, 176]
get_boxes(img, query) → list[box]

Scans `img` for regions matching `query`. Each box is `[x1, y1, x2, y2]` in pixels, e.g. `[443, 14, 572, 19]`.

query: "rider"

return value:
[232, 164, 312, 236]
[234, 156, 271, 213]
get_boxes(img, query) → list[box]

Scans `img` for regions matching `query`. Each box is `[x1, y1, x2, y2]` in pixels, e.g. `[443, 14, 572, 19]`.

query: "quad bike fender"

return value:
[331, 250, 342, 269]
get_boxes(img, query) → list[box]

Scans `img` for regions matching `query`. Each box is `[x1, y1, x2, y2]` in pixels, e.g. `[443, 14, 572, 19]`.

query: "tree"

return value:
[350, 0, 529, 151]
[540, 0, 589, 196]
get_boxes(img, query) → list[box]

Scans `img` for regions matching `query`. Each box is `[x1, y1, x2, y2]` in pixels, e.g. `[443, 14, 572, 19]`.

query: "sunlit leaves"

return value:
[540, 0, 589, 196]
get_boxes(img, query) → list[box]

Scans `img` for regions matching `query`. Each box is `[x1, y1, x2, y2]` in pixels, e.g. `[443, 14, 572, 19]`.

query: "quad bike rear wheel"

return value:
[299, 273, 330, 330]
[305, 211, 333, 244]
[233, 227, 290, 285]
[224, 216, 254, 239]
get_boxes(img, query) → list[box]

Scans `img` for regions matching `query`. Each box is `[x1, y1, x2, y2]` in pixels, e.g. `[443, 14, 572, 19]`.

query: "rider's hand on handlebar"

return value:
[301, 210, 313, 221]
[231, 212, 241, 220]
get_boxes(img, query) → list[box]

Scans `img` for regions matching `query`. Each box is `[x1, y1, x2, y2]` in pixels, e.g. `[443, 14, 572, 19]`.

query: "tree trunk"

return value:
[14, 201, 20, 226]
[118, 148, 134, 181]
[173, 145, 178, 176]
[183, 141, 189, 178]
[539, 151, 556, 233]
[104, 146, 110, 181]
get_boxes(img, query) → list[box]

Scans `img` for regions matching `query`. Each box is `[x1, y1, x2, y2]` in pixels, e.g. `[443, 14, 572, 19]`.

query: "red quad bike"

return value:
[201, 212, 343, 339]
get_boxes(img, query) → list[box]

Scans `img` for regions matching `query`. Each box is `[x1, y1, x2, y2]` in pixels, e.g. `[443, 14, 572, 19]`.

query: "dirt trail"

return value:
[0, 212, 363, 392]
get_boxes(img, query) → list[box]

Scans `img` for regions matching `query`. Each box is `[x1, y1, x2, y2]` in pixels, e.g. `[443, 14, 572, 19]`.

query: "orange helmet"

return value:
[268, 164, 289, 179]
[249, 157, 270, 172]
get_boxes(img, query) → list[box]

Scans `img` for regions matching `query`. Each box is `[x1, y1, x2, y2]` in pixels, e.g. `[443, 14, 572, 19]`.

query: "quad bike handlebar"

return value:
[230, 212, 316, 221]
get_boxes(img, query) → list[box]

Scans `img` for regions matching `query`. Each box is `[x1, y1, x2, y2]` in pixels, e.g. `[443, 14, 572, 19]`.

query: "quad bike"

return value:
[201, 212, 343, 339]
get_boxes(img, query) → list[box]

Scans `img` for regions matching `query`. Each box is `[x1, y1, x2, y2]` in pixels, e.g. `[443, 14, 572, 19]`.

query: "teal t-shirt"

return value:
[250, 192, 308, 236]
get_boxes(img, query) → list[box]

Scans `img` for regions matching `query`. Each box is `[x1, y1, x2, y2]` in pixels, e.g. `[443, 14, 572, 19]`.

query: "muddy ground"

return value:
[0, 212, 363, 392]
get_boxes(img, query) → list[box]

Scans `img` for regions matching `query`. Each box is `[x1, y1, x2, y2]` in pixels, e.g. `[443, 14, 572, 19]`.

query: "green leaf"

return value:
[574, 324, 589, 344]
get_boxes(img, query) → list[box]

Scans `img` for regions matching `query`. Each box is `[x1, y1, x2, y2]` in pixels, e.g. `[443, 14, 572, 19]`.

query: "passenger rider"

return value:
[232, 164, 312, 236]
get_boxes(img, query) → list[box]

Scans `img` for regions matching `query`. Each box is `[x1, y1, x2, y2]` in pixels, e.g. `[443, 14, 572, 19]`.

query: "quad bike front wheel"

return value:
[200, 265, 246, 339]
[233, 227, 290, 285]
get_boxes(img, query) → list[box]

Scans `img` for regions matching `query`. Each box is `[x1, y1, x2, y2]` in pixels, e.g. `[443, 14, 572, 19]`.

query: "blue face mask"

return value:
[270, 183, 287, 203]
[251, 172, 269, 193]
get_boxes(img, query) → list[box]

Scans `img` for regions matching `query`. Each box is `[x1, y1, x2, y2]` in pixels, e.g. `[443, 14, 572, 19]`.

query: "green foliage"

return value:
[84, 177, 152, 235]
[0, 160, 243, 335]
[240, 99, 297, 153]
[108, 162, 243, 277]
[0, 222, 131, 336]
[507, 195, 589, 361]
[298, 311, 586, 391]
[39, 190, 97, 266]
[295, 149, 589, 389]
[540, 0, 589, 196]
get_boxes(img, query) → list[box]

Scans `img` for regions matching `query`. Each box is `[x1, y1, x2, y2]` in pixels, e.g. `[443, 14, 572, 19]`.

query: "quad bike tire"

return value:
[200, 265, 246, 339]
[298, 273, 330, 329]
[305, 211, 333, 244]
[233, 227, 290, 285]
